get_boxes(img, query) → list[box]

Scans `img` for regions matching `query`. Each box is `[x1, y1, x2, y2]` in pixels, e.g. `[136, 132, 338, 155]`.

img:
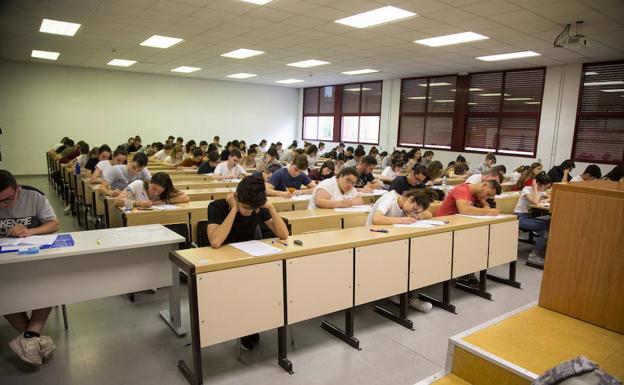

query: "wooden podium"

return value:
[539, 180, 624, 334]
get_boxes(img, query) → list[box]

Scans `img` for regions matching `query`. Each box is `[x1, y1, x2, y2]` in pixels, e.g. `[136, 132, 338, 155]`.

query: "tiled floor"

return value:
[0, 175, 543, 385]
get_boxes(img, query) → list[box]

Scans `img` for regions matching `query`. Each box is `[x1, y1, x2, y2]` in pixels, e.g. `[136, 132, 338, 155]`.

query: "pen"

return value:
[369, 228, 389, 233]
[272, 240, 288, 246]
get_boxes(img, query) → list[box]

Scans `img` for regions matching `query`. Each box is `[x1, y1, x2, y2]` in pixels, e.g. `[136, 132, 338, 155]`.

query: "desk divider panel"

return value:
[291, 216, 341, 235]
[452, 227, 489, 278]
[286, 250, 353, 324]
[355, 240, 409, 306]
[409, 232, 453, 291]
[342, 213, 369, 229]
[488, 221, 519, 268]
[197, 261, 284, 348]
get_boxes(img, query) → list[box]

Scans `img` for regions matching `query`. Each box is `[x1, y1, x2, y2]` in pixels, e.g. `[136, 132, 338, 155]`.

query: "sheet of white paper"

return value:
[394, 223, 436, 228]
[457, 214, 510, 220]
[1, 245, 36, 252]
[291, 195, 311, 200]
[223, 178, 242, 183]
[229, 240, 283, 257]
[417, 220, 447, 226]
[151, 204, 179, 211]
[373, 189, 388, 195]
[0, 238, 22, 247]
[19, 234, 57, 246]
[334, 205, 373, 212]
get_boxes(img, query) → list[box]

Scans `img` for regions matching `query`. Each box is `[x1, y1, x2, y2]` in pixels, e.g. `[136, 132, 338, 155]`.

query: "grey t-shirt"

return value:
[103, 164, 152, 190]
[0, 186, 57, 237]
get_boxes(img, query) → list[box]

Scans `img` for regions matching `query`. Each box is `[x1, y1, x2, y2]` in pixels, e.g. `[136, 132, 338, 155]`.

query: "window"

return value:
[572, 61, 624, 164]
[463, 68, 545, 156]
[340, 81, 382, 144]
[398, 76, 456, 149]
[302, 86, 335, 141]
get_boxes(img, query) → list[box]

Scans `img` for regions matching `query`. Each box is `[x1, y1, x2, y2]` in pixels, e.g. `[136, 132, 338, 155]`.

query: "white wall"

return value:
[0, 60, 299, 175]
[297, 63, 616, 177]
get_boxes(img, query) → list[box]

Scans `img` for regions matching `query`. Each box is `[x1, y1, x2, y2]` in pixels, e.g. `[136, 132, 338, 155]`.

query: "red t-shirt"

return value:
[524, 178, 534, 187]
[435, 183, 477, 217]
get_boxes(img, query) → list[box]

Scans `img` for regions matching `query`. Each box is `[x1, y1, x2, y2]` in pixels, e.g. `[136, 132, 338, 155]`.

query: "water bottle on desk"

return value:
[442, 176, 447, 190]
[124, 187, 133, 212]
[75, 161, 81, 175]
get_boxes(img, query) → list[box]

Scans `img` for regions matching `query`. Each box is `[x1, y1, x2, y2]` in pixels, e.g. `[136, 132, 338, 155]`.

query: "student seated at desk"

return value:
[84, 145, 111, 175]
[367, 188, 436, 313]
[197, 150, 221, 174]
[67, 141, 90, 170]
[0, 170, 60, 366]
[207, 176, 289, 351]
[471, 153, 496, 175]
[465, 167, 504, 185]
[91, 146, 127, 184]
[253, 163, 281, 184]
[515, 162, 543, 190]
[100, 152, 151, 197]
[344, 148, 365, 168]
[354, 155, 382, 192]
[178, 148, 204, 168]
[380, 157, 404, 185]
[603, 165, 624, 182]
[514, 173, 552, 265]
[308, 160, 334, 182]
[153, 143, 172, 161]
[310, 167, 363, 209]
[262, 147, 282, 171]
[164, 145, 184, 166]
[267, 154, 316, 197]
[546, 159, 575, 183]
[213, 149, 249, 180]
[435, 180, 501, 217]
[241, 147, 262, 170]
[569, 164, 601, 182]
[115, 172, 189, 208]
[445, 155, 468, 178]
[389, 164, 430, 195]
[427, 160, 444, 184]
[421, 150, 434, 167]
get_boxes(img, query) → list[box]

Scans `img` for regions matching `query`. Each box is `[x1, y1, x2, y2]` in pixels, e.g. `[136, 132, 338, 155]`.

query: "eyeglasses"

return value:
[0, 188, 18, 204]
[407, 209, 425, 218]
[343, 178, 357, 185]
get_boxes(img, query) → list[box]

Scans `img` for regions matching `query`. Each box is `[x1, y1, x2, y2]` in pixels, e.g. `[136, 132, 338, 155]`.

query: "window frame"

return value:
[339, 81, 383, 145]
[462, 67, 546, 158]
[302, 86, 336, 142]
[571, 60, 624, 165]
[397, 74, 458, 150]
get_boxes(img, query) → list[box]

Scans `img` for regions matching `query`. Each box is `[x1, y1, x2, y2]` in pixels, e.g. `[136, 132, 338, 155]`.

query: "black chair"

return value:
[196, 220, 210, 247]
[164, 223, 191, 250]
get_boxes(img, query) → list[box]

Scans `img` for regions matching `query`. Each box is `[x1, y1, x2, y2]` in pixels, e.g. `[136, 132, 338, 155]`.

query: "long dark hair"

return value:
[145, 172, 180, 203]
[403, 188, 438, 210]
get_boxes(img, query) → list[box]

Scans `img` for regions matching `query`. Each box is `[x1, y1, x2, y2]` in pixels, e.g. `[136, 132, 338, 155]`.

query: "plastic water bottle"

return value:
[124, 187, 133, 212]
[75, 161, 81, 175]
[442, 176, 447, 188]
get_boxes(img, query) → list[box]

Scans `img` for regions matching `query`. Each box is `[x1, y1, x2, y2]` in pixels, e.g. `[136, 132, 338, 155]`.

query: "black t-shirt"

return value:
[197, 162, 216, 174]
[355, 171, 375, 188]
[389, 175, 427, 195]
[220, 149, 230, 161]
[547, 166, 571, 183]
[207, 199, 271, 245]
[84, 158, 99, 172]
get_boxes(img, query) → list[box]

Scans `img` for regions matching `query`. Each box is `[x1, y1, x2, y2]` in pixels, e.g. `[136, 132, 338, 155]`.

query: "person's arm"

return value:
[99, 180, 121, 197]
[90, 167, 104, 184]
[167, 190, 190, 204]
[8, 219, 60, 237]
[265, 182, 292, 198]
[294, 180, 317, 195]
[262, 201, 289, 240]
[314, 189, 353, 208]
[114, 188, 151, 208]
[456, 199, 499, 215]
[207, 194, 238, 248]
[524, 182, 542, 204]
[372, 210, 416, 225]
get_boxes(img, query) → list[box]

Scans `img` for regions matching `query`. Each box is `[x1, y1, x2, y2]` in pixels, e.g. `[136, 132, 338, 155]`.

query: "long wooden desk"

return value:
[0, 225, 187, 335]
[280, 208, 370, 235]
[170, 215, 520, 384]
[176, 180, 240, 189]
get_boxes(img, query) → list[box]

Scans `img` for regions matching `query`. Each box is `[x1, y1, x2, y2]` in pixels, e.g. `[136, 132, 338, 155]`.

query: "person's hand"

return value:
[137, 200, 152, 208]
[361, 185, 373, 193]
[338, 199, 353, 208]
[8, 224, 32, 237]
[487, 208, 500, 216]
[280, 191, 293, 198]
[397, 216, 417, 224]
[425, 180, 434, 187]
[226, 193, 238, 212]
[292, 190, 305, 196]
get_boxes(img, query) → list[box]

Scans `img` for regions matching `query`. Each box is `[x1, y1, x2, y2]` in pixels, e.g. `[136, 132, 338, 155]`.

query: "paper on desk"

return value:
[457, 214, 510, 220]
[394, 223, 436, 228]
[151, 204, 179, 211]
[373, 189, 387, 195]
[223, 178, 242, 183]
[229, 240, 283, 257]
[0, 234, 57, 247]
[290, 195, 311, 200]
[334, 205, 373, 212]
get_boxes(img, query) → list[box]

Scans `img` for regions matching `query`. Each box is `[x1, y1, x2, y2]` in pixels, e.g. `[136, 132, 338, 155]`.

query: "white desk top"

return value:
[0, 224, 184, 265]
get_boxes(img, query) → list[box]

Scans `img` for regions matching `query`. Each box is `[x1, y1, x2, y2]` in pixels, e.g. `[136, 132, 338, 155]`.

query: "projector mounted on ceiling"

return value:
[554, 21, 591, 48]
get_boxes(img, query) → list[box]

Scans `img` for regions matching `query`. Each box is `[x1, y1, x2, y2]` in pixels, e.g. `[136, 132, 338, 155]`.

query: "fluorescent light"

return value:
[478, 93, 511, 97]
[419, 82, 451, 87]
[107, 59, 137, 67]
[227, 73, 257, 79]
[601, 89, 624, 92]
[287, 59, 330, 68]
[468, 102, 477, 105]
[171, 66, 201, 73]
[415, 32, 489, 47]
[585, 71, 599, 75]
[476, 51, 540, 61]
[524, 101, 541, 104]
[31, 50, 60, 60]
[399, 143, 423, 147]
[240, 0, 272, 4]
[335, 6, 416, 29]
[276, 79, 304, 84]
[221, 48, 265, 59]
[40, 18, 81, 36]
[498, 150, 534, 156]
[344, 87, 372, 92]
[584, 80, 624, 86]
[342, 69, 379, 75]
[465, 147, 494, 153]
[469, 88, 483, 92]
[433, 99, 455, 103]
[504, 97, 533, 101]
[426, 145, 451, 149]
[406, 96, 427, 100]
[140, 35, 183, 48]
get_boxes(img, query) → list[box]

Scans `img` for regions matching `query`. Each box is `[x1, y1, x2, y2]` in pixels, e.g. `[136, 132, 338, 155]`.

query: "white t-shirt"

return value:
[95, 160, 112, 174]
[153, 149, 167, 161]
[213, 162, 247, 178]
[570, 175, 583, 182]
[381, 166, 397, 179]
[465, 174, 482, 184]
[309, 176, 358, 209]
[75, 154, 89, 168]
[104, 164, 152, 191]
[126, 180, 150, 202]
[366, 191, 403, 225]
[514, 186, 546, 214]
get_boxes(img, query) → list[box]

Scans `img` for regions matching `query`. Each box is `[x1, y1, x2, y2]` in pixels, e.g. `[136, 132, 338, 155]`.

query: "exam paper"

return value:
[457, 214, 510, 220]
[394, 223, 436, 229]
[291, 195, 311, 201]
[151, 204, 179, 211]
[334, 205, 373, 212]
[230, 240, 283, 257]
[0, 234, 57, 247]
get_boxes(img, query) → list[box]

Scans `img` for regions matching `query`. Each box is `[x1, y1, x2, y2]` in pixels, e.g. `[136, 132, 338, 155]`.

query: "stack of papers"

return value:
[152, 204, 179, 211]
[334, 205, 373, 212]
[0, 234, 58, 251]
[457, 214, 510, 220]
[230, 240, 283, 257]
[394, 220, 447, 229]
